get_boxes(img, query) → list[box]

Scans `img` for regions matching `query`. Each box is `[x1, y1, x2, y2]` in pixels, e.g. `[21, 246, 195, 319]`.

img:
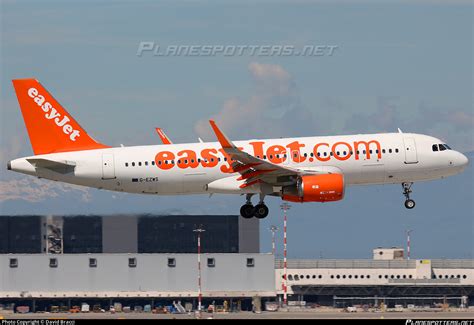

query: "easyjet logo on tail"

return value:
[27, 87, 80, 141]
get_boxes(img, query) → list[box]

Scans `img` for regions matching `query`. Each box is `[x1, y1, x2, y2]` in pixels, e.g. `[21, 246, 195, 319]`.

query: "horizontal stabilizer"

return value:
[26, 158, 76, 174]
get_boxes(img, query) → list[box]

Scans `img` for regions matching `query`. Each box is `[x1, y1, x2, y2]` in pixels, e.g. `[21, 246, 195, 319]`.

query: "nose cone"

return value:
[457, 152, 469, 169]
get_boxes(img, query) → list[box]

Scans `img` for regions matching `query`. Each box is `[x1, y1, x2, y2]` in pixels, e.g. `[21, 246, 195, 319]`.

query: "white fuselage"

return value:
[8, 132, 468, 196]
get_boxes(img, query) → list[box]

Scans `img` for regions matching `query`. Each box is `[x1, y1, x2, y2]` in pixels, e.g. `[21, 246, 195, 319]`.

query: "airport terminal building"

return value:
[0, 215, 473, 312]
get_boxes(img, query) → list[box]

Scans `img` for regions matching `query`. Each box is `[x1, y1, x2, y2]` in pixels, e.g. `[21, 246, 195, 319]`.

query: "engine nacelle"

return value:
[282, 174, 345, 203]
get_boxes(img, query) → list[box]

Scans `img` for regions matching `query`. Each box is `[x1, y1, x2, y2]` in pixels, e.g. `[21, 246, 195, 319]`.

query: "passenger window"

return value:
[432, 144, 438, 152]
[382, 149, 386, 154]
[132, 162, 135, 167]
[389, 149, 392, 153]
[145, 161, 148, 166]
[395, 149, 399, 153]
[152, 161, 155, 165]
[125, 163, 129, 167]
[138, 162, 142, 166]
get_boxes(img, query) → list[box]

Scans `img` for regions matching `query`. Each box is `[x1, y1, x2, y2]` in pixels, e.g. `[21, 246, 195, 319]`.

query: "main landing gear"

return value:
[240, 194, 269, 219]
[402, 182, 416, 209]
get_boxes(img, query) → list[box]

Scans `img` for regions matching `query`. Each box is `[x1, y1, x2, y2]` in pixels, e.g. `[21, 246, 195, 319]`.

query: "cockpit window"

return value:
[444, 144, 451, 150]
[432, 144, 438, 152]
[439, 144, 447, 151]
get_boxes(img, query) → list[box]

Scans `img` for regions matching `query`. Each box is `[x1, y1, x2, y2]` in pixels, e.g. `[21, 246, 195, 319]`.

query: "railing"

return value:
[275, 259, 474, 269]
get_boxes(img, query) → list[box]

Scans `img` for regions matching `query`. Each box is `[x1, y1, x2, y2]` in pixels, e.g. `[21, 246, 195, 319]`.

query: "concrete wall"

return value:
[0, 253, 275, 298]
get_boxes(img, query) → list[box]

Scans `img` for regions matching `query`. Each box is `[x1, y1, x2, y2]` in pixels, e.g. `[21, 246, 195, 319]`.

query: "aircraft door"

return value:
[102, 153, 116, 179]
[403, 137, 418, 164]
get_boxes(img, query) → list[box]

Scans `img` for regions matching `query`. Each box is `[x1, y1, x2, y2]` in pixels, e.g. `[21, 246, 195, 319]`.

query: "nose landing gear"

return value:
[402, 182, 416, 209]
[240, 194, 269, 219]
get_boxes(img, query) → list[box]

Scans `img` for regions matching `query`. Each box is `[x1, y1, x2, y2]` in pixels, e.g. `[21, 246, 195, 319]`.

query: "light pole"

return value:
[193, 226, 205, 313]
[280, 203, 291, 307]
[269, 225, 278, 255]
[406, 229, 412, 260]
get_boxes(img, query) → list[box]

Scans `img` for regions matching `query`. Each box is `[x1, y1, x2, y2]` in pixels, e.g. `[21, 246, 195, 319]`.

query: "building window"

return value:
[89, 258, 97, 268]
[246, 258, 254, 267]
[128, 258, 137, 268]
[49, 258, 58, 268]
[9, 258, 18, 268]
[168, 258, 176, 267]
[207, 258, 215, 268]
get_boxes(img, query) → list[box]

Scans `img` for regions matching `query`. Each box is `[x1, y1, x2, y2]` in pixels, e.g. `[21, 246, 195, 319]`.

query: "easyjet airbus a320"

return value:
[8, 79, 469, 218]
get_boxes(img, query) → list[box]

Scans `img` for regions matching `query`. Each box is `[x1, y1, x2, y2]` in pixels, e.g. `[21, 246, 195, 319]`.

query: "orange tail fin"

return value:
[12, 79, 109, 155]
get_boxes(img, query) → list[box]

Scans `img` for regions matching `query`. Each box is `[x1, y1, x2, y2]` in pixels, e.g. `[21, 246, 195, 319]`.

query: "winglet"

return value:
[155, 127, 173, 144]
[209, 120, 235, 149]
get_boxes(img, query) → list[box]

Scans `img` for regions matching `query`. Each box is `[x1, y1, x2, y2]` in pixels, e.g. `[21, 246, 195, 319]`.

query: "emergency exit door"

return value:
[102, 154, 116, 179]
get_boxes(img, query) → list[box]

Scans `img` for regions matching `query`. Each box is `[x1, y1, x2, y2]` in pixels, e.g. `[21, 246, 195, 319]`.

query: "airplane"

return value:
[7, 79, 469, 219]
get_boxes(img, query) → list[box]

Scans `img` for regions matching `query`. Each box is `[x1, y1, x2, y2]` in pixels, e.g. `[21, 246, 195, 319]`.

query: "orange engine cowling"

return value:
[282, 174, 345, 203]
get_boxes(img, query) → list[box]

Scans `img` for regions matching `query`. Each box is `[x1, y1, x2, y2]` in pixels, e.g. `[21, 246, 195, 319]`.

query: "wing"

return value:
[209, 120, 335, 189]
[27, 158, 76, 174]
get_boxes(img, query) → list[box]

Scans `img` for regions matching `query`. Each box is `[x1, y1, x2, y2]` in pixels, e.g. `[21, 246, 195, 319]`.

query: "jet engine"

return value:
[281, 173, 345, 203]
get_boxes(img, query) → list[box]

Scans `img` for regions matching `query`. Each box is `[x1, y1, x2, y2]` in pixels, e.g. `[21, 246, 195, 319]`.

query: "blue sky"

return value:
[0, 0, 472, 258]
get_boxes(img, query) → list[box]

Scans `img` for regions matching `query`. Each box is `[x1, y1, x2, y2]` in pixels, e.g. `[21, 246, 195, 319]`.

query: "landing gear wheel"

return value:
[404, 199, 416, 209]
[240, 204, 255, 219]
[401, 182, 416, 209]
[254, 204, 269, 219]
